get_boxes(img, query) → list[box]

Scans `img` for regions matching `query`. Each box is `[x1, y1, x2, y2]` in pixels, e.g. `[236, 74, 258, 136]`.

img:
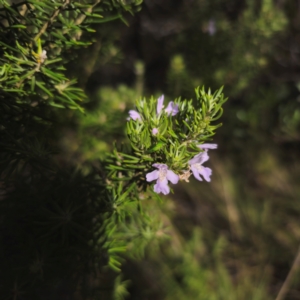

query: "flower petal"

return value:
[154, 178, 170, 195]
[128, 110, 141, 120]
[190, 166, 203, 181]
[198, 143, 218, 150]
[146, 170, 159, 182]
[199, 167, 212, 182]
[166, 170, 179, 184]
[153, 163, 167, 169]
[188, 151, 209, 166]
[165, 101, 179, 116]
[157, 95, 164, 115]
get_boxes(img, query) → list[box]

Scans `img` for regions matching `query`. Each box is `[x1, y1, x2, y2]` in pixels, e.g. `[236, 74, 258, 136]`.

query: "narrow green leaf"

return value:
[36, 81, 53, 97]
[148, 141, 166, 153]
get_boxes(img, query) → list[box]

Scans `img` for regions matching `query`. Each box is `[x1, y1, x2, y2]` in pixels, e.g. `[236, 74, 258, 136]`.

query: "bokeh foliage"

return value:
[87, 0, 299, 299]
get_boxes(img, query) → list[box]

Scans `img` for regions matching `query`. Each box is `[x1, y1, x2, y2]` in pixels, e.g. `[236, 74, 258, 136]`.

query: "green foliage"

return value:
[159, 230, 271, 300]
[123, 86, 226, 173]
[0, 0, 138, 111]
[113, 275, 131, 300]
[0, 0, 146, 299]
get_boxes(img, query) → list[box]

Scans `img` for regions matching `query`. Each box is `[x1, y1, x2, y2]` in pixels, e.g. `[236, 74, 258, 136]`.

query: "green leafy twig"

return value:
[34, 0, 71, 41]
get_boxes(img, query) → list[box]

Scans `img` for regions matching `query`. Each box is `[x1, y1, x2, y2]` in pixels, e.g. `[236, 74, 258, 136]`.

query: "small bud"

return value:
[152, 128, 159, 135]
[40, 50, 47, 64]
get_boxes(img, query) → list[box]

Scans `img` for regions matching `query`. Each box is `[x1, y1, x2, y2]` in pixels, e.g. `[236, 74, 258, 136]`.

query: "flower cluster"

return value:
[128, 95, 179, 120]
[128, 95, 179, 137]
[156, 95, 179, 116]
[146, 143, 217, 195]
[127, 94, 219, 195]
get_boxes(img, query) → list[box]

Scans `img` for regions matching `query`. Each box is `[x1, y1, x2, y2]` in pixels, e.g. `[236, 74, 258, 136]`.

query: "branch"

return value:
[275, 246, 300, 300]
[61, 0, 101, 37]
[74, 0, 101, 26]
[34, 0, 70, 41]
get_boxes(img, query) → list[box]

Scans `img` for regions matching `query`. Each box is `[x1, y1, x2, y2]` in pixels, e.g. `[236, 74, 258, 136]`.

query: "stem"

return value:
[34, 0, 70, 41]
[74, 0, 101, 26]
[62, 0, 101, 37]
[275, 246, 300, 300]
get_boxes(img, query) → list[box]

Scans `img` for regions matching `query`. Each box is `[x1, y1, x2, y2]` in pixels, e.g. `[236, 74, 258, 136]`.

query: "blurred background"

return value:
[9, 0, 300, 299]
[62, 0, 300, 299]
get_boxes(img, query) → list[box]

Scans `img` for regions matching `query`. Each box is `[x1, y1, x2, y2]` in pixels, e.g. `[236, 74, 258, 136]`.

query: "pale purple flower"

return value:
[128, 110, 141, 121]
[157, 95, 164, 115]
[207, 19, 216, 36]
[198, 143, 218, 150]
[156, 95, 179, 116]
[152, 128, 159, 135]
[188, 151, 212, 182]
[146, 163, 179, 195]
[165, 101, 179, 116]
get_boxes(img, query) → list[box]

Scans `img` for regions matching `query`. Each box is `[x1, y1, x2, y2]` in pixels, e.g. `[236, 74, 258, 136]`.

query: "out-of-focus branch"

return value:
[212, 156, 243, 240]
[62, 0, 101, 36]
[275, 246, 300, 300]
[74, 0, 101, 26]
[34, 0, 70, 41]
